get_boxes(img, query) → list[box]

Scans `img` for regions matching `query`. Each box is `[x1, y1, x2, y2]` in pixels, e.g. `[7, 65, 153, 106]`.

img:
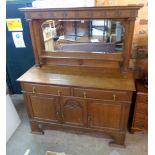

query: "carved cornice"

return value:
[21, 6, 142, 20]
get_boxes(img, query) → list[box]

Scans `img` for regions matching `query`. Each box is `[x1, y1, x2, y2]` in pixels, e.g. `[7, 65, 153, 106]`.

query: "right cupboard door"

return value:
[88, 100, 122, 130]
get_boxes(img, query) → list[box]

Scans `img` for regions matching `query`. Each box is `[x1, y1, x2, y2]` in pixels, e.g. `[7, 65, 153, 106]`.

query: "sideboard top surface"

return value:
[18, 66, 135, 91]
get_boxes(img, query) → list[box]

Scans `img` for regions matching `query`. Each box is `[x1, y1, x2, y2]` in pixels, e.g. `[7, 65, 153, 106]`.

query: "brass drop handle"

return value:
[88, 114, 92, 124]
[32, 87, 36, 93]
[61, 112, 64, 119]
[113, 94, 116, 101]
[58, 90, 61, 96]
[83, 92, 87, 99]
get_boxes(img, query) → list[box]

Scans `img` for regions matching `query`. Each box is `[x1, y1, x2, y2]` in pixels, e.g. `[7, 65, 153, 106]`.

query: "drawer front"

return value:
[73, 88, 132, 101]
[23, 83, 70, 96]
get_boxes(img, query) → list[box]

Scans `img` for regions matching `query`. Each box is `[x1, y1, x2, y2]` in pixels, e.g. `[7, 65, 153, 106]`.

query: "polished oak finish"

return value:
[19, 66, 134, 147]
[28, 94, 59, 121]
[18, 66, 135, 91]
[88, 100, 122, 129]
[19, 5, 142, 70]
[18, 6, 142, 147]
[61, 97, 87, 127]
[131, 80, 148, 132]
[23, 82, 70, 96]
[19, 6, 142, 20]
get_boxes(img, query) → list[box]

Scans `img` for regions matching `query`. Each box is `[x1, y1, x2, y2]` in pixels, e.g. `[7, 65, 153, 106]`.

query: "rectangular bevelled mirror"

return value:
[41, 19, 124, 53]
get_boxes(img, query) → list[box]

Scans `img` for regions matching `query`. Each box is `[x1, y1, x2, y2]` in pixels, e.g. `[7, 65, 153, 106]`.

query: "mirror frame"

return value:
[32, 19, 125, 61]
[41, 19, 125, 53]
[20, 6, 143, 70]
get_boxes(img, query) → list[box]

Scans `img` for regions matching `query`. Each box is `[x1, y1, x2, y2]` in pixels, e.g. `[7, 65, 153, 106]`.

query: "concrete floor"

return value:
[6, 95, 148, 155]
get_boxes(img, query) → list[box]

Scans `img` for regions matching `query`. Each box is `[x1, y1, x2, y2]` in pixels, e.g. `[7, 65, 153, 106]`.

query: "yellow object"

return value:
[6, 18, 23, 31]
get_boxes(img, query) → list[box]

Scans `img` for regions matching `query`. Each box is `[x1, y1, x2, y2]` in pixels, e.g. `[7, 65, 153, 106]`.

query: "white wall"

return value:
[6, 94, 21, 143]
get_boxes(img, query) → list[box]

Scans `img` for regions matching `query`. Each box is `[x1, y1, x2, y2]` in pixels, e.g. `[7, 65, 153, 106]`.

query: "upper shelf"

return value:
[19, 5, 143, 20]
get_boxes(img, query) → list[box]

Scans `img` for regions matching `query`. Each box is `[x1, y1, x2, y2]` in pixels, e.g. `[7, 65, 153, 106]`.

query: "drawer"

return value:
[23, 83, 70, 96]
[73, 88, 132, 101]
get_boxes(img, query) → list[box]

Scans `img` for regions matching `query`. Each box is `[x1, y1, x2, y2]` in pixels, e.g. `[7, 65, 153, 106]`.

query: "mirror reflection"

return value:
[42, 20, 124, 53]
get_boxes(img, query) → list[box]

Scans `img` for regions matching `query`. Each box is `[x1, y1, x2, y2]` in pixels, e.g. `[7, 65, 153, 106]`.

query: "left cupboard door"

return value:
[26, 94, 60, 122]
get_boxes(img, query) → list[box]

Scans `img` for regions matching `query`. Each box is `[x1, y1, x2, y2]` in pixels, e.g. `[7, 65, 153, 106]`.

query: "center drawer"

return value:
[23, 83, 70, 96]
[73, 88, 132, 101]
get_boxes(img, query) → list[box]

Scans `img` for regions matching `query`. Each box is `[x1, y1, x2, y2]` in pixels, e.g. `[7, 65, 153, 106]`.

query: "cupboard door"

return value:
[88, 100, 122, 130]
[28, 94, 60, 122]
[61, 97, 87, 127]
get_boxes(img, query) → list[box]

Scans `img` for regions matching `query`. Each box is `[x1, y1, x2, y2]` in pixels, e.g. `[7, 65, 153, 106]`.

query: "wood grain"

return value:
[18, 5, 143, 147]
[18, 65, 135, 91]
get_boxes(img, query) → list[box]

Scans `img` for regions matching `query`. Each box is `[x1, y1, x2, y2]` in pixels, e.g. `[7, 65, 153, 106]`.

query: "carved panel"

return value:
[61, 97, 87, 126]
[63, 99, 82, 109]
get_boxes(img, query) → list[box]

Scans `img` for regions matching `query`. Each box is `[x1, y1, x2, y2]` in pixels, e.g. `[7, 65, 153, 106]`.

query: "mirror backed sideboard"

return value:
[18, 5, 142, 147]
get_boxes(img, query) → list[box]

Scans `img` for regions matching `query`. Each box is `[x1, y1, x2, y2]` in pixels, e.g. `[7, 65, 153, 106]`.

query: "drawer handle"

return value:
[32, 87, 36, 93]
[113, 94, 116, 101]
[56, 111, 59, 116]
[88, 114, 92, 126]
[88, 115, 92, 122]
[61, 112, 64, 119]
[83, 92, 87, 99]
[58, 90, 61, 96]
